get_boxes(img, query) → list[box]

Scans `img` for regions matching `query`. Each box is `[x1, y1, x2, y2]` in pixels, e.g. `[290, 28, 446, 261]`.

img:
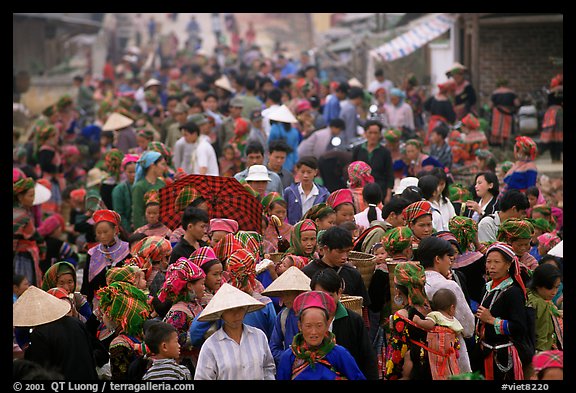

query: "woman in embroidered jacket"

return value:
[158, 251, 206, 375]
[471, 242, 532, 380]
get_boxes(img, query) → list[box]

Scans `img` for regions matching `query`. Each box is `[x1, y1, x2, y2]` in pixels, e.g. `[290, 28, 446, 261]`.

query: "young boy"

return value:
[283, 156, 330, 225]
[301, 226, 370, 309]
[428, 122, 453, 171]
[142, 322, 192, 380]
[169, 206, 209, 264]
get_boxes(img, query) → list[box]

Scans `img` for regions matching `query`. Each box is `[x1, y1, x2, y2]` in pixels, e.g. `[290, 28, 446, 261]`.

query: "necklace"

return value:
[97, 239, 122, 255]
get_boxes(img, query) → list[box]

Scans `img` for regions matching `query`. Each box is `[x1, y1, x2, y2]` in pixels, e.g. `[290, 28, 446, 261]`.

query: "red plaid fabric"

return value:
[159, 174, 263, 232]
[213, 233, 244, 263]
[402, 201, 432, 224]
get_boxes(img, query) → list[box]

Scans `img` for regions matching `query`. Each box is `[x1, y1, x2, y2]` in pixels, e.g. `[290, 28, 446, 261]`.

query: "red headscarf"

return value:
[462, 113, 480, 130]
[327, 189, 354, 210]
[93, 209, 121, 232]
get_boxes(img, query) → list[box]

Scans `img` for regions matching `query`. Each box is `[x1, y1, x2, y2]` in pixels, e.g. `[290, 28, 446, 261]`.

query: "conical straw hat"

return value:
[268, 104, 298, 124]
[348, 77, 364, 88]
[215, 75, 234, 93]
[261, 266, 311, 297]
[102, 112, 134, 131]
[33, 182, 52, 206]
[13, 286, 71, 327]
[198, 283, 265, 322]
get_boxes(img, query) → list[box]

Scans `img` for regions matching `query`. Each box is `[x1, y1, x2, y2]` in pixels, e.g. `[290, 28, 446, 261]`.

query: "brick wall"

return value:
[478, 23, 562, 106]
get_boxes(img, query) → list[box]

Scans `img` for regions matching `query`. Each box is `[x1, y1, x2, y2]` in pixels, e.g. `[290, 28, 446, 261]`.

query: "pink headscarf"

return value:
[121, 154, 140, 171]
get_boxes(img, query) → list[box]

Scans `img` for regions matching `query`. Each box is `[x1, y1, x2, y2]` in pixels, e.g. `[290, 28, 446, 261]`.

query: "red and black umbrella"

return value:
[159, 174, 262, 232]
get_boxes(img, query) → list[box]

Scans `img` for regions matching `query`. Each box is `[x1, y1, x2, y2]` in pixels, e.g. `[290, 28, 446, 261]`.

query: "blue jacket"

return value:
[284, 182, 330, 225]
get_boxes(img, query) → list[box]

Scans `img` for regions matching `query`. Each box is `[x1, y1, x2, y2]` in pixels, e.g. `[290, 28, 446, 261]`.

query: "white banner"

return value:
[370, 14, 454, 62]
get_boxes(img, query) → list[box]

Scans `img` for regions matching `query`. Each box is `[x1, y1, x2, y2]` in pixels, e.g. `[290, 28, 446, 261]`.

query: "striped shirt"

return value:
[142, 358, 192, 380]
[194, 324, 276, 380]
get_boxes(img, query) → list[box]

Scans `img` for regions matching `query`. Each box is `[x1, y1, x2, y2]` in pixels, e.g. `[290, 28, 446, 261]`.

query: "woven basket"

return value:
[347, 251, 376, 289]
[340, 295, 363, 316]
[268, 252, 284, 264]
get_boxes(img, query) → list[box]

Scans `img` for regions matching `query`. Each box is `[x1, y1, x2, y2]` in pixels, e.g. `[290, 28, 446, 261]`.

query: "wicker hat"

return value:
[174, 102, 190, 114]
[268, 104, 298, 124]
[188, 113, 209, 126]
[261, 266, 311, 297]
[197, 283, 265, 321]
[102, 112, 134, 131]
[446, 62, 467, 77]
[86, 167, 110, 188]
[13, 286, 71, 327]
[215, 75, 234, 93]
[144, 78, 162, 89]
[33, 182, 52, 206]
[348, 77, 364, 88]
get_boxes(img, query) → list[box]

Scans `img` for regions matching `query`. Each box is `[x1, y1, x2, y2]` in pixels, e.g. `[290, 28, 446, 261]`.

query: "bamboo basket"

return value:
[268, 252, 284, 264]
[347, 251, 376, 289]
[340, 295, 363, 316]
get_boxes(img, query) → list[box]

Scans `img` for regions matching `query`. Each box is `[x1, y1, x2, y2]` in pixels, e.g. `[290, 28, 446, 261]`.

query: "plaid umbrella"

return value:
[159, 174, 263, 232]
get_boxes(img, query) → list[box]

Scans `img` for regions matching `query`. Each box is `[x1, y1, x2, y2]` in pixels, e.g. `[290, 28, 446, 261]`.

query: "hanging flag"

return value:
[370, 14, 455, 62]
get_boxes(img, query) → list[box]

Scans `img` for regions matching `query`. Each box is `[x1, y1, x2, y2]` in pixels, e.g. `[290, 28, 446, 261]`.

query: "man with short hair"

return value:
[478, 189, 530, 243]
[323, 82, 348, 124]
[169, 207, 210, 264]
[302, 226, 371, 308]
[233, 141, 283, 195]
[261, 88, 282, 138]
[297, 118, 346, 159]
[339, 86, 365, 144]
[165, 102, 190, 150]
[219, 96, 248, 157]
[267, 140, 294, 190]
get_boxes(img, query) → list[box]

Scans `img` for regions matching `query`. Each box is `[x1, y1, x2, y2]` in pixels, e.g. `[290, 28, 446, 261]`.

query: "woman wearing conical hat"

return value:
[194, 283, 276, 380]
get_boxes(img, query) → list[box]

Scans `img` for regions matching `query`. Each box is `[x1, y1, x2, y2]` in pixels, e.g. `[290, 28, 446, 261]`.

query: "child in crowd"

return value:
[219, 144, 243, 177]
[413, 288, 463, 380]
[284, 156, 330, 225]
[327, 188, 356, 226]
[142, 322, 192, 380]
[134, 190, 172, 239]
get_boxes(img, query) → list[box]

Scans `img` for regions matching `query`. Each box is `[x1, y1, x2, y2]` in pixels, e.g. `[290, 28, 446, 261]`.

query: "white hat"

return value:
[215, 75, 234, 93]
[348, 77, 364, 88]
[13, 286, 71, 327]
[102, 112, 134, 131]
[144, 78, 162, 89]
[548, 240, 563, 258]
[126, 46, 141, 55]
[394, 176, 419, 195]
[198, 283, 265, 322]
[86, 167, 110, 188]
[33, 182, 52, 206]
[245, 165, 271, 182]
[268, 104, 298, 124]
[261, 266, 311, 297]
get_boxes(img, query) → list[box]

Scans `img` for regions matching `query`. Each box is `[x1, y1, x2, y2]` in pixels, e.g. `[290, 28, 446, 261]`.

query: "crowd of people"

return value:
[13, 30, 563, 381]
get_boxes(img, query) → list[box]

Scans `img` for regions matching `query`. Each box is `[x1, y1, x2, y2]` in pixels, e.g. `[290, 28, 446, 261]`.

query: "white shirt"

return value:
[298, 183, 319, 218]
[262, 104, 280, 137]
[173, 137, 196, 174]
[384, 102, 414, 130]
[192, 135, 219, 176]
[354, 206, 383, 229]
[478, 211, 501, 243]
[194, 324, 276, 380]
[424, 270, 474, 373]
[430, 198, 456, 232]
[471, 196, 494, 223]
